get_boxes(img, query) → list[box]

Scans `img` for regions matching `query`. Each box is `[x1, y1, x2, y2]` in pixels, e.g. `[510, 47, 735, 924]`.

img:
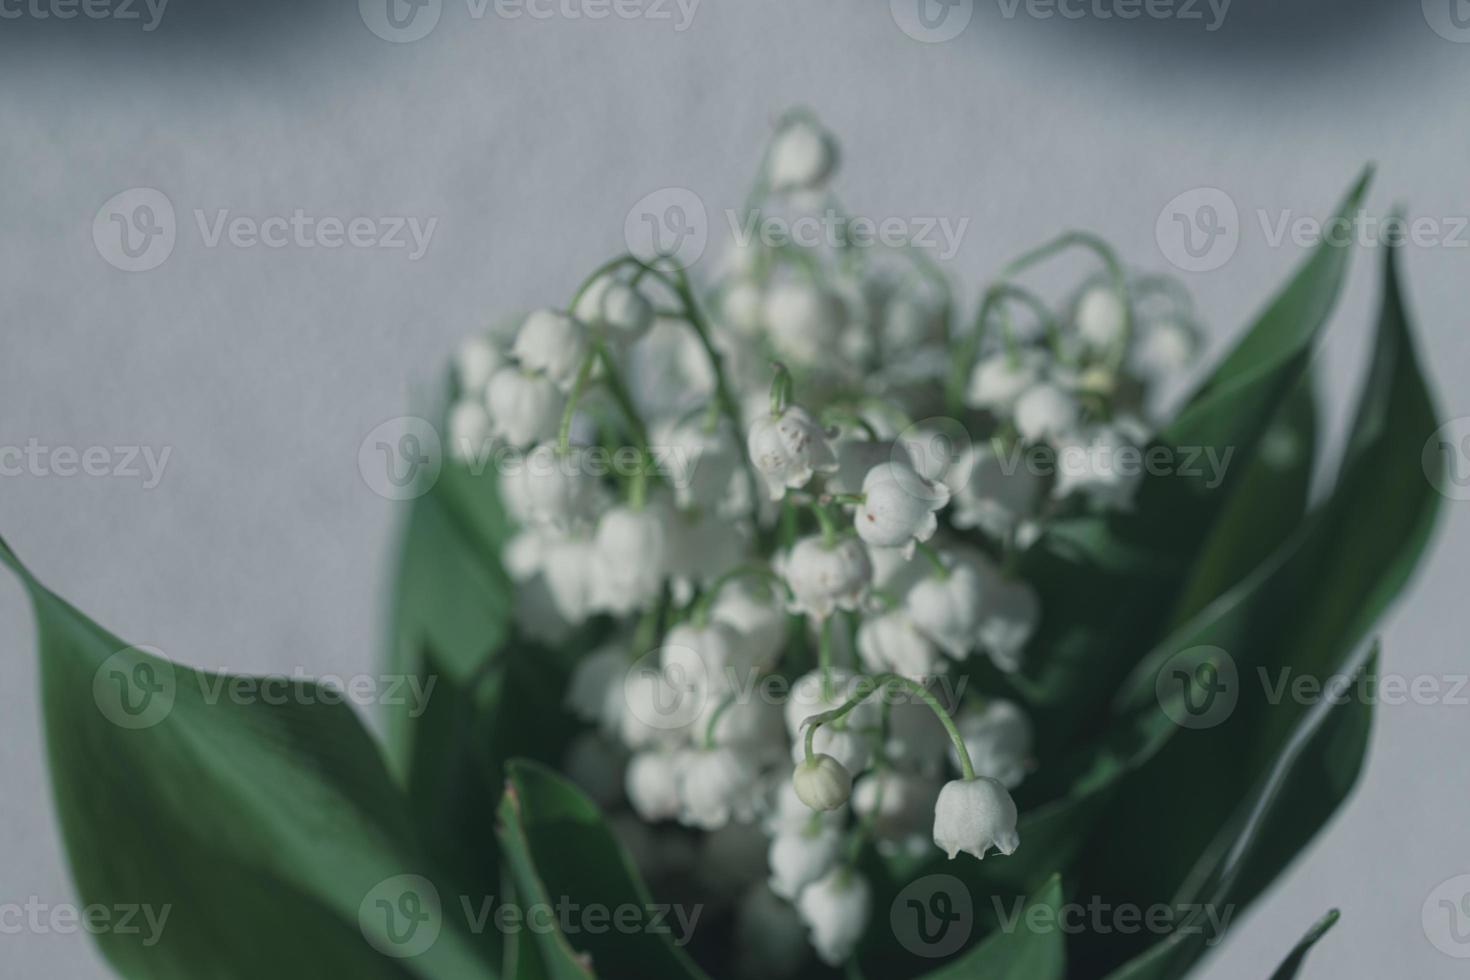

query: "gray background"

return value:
[1, 0, 1467, 975]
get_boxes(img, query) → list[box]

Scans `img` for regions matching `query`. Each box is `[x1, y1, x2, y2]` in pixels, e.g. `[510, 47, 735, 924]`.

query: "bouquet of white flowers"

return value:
[2, 114, 1444, 980]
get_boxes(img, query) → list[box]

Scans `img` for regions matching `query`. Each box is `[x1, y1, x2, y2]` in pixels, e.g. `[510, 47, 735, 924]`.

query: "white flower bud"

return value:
[965, 350, 1044, 414]
[855, 461, 950, 558]
[768, 826, 842, 900]
[932, 777, 1020, 860]
[664, 620, 748, 696]
[574, 274, 654, 345]
[1074, 285, 1128, 351]
[1014, 382, 1080, 443]
[784, 536, 872, 620]
[511, 309, 589, 389]
[486, 367, 565, 448]
[447, 399, 492, 463]
[747, 406, 839, 500]
[906, 555, 986, 660]
[678, 746, 758, 830]
[1133, 317, 1197, 380]
[565, 642, 627, 735]
[591, 504, 669, 615]
[501, 443, 602, 532]
[768, 119, 838, 193]
[540, 535, 600, 623]
[620, 668, 699, 749]
[796, 867, 871, 966]
[454, 334, 504, 394]
[954, 699, 1032, 789]
[856, 609, 942, 680]
[792, 754, 852, 811]
[762, 282, 846, 367]
[625, 749, 685, 822]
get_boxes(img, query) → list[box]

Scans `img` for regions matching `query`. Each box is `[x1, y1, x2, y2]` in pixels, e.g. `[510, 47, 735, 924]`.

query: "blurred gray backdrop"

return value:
[1, 0, 1468, 976]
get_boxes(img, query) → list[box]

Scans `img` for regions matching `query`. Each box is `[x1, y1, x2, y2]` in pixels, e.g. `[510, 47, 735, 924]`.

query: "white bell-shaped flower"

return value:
[792, 753, 852, 811]
[540, 534, 601, 624]
[574, 274, 654, 346]
[591, 503, 670, 615]
[620, 667, 700, 749]
[783, 535, 872, 619]
[678, 746, 759, 830]
[486, 366, 565, 448]
[663, 620, 748, 696]
[501, 443, 602, 532]
[932, 777, 1020, 860]
[905, 555, 986, 660]
[855, 461, 950, 558]
[797, 867, 871, 966]
[454, 333, 505, 395]
[965, 350, 1045, 414]
[768, 825, 842, 900]
[768, 118, 838, 193]
[977, 572, 1040, 673]
[565, 642, 627, 735]
[511, 309, 589, 389]
[856, 609, 943, 680]
[1132, 317, 1197, 380]
[1074, 285, 1129, 352]
[954, 699, 1032, 789]
[762, 281, 846, 367]
[710, 580, 789, 671]
[1052, 423, 1144, 512]
[447, 399, 492, 464]
[747, 406, 839, 500]
[625, 749, 686, 822]
[950, 441, 1042, 539]
[1013, 382, 1080, 443]
[653, 415, 741, 510]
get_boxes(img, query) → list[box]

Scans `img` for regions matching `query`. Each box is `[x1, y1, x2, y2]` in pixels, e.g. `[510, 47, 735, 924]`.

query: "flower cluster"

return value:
[444, 112, 1202, 973]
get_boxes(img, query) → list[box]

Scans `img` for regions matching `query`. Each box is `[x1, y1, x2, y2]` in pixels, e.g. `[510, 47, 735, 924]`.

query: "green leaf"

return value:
[495, 760, 708, 980]
[917, 875, 1067, 980]
[1267, 909, 1340, 980]
[0, 536, 497, 980]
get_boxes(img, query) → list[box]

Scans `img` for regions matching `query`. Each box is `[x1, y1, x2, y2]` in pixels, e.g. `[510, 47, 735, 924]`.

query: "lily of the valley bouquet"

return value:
[2, 114, 1444, 980]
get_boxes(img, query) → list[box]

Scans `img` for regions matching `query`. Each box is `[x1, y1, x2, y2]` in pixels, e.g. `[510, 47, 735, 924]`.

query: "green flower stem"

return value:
[768, 361, 794, 417]
[913, 540, 949, 580]
[947, 281, 1057, 414]
[556, 344, 601, 454]
[1001, 230, 1132, 370]
[702, 689, 739, 749]
[801, 672, 976, 780]
[821, 409, 879, 441]
[809, 500, 840, 546]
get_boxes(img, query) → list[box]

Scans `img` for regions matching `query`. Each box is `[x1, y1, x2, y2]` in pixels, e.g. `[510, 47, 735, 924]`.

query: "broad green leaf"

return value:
[915, 875, 1066, 980]
[495, 760, 708, 980]
[0, 535, 497, 980]
[1267, 910, 1340, 980]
